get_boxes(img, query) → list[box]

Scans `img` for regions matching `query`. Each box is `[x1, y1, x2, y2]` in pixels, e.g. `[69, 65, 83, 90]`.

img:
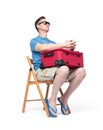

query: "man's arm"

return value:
[35, 40, 76, 52]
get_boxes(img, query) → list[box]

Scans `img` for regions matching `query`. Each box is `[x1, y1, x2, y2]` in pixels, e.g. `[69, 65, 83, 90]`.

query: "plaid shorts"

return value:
[36, 67, 76, 82]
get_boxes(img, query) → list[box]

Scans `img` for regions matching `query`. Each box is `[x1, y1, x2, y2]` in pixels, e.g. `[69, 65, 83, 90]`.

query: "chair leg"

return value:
[31, 70, 49, 117]
[36, 83, 49, 117]
[43, 84, 50, 110]
[22, 71, 31, 113]
[59, 88, 63, 95]
[45, 83, 50, 99]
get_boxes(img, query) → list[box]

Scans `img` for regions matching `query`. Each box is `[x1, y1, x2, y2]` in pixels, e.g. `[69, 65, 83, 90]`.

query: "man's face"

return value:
[37, 19, 50, 32]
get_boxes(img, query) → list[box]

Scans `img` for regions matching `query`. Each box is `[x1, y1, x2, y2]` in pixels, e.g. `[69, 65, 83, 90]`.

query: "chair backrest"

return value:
[26, 56, 35, 72]
[26, 56, 53, 83]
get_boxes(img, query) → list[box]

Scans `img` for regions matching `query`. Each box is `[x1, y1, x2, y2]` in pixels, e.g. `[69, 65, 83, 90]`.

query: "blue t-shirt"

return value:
[30, 35, 56, 71]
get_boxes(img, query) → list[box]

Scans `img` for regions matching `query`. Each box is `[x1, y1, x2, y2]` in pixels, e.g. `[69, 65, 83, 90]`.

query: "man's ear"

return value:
[37, 24, 40, 30]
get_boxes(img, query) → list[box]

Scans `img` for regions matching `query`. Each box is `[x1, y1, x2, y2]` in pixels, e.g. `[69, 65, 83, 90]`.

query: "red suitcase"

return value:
[40, 48, 84, 69]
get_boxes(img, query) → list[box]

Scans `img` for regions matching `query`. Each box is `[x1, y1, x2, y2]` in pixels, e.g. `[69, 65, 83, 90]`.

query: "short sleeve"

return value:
[30, 39, 38, 52]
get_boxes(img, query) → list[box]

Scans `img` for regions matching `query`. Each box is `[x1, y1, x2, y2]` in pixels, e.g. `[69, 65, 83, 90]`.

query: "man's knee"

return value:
[77, 67, 86, 78]
[57, 66, 69, 75]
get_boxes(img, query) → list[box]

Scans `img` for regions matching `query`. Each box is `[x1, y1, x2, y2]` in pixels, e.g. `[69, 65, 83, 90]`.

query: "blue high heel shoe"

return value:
[45, 98, 57, 117]
[57, 97, 70, 115]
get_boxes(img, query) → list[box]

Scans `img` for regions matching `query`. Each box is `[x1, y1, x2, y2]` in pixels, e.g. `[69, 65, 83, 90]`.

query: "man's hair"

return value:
[35, 16, 46, 31]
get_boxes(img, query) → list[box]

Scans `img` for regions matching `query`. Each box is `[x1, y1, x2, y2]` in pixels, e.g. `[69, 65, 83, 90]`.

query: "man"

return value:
[30, 16, 86, 117]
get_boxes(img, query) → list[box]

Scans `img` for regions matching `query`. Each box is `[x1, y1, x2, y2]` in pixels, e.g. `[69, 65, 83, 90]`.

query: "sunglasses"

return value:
[38, 21, 50, 25]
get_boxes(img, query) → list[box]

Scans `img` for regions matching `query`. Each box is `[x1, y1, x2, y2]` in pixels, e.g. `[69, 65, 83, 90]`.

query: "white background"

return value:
[0, 0, 103, 129]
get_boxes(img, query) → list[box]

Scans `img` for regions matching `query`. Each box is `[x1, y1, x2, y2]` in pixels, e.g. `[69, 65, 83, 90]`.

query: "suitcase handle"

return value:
[65, 52, 69, 55]
[55, 59, 68, 66]
[44, 52, 54, 57]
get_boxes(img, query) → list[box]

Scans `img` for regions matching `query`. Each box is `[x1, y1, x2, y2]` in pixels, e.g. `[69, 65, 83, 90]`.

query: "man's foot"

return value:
[57, 97, 71, 115]
[45, 98, 57, 117]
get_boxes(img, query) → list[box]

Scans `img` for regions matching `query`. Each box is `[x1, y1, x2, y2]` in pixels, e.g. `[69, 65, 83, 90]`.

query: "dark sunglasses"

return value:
[38, 21, 50, 25]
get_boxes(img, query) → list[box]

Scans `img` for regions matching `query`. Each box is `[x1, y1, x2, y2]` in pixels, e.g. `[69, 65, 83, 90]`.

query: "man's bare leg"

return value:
[48, 66, 69, 109]
[59, 67, 86, 114]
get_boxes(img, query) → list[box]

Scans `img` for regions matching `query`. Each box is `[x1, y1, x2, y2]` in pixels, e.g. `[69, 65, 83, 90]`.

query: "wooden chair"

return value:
[22, 56, 64, 117]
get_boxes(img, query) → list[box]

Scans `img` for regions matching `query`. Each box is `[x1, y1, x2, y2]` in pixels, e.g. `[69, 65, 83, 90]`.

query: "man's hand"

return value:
[64, 40, 76, 50]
